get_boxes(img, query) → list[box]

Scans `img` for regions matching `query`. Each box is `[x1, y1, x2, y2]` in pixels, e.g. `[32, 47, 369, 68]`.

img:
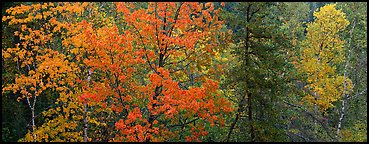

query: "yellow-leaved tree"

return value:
[296, 4, 352, 112]
[2, 2, 93, 142]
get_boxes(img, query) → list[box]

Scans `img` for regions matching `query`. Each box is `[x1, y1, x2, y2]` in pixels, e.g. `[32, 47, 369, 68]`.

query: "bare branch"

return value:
[283, 100, 335, 140]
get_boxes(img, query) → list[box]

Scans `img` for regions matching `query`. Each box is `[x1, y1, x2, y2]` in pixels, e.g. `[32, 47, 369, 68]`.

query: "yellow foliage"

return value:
[296, 4, 352, 111]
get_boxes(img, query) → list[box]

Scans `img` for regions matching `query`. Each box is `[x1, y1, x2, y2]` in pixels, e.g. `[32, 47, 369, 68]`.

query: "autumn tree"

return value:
[2, 2, 233, 142]
[291, 3, 352, 141]
[56, 2, 233, 142]
[295, 4, 351, 113]
[1, 2, 104, 142]
[109, 2, 232, 142]
[1, 2, 84, 142]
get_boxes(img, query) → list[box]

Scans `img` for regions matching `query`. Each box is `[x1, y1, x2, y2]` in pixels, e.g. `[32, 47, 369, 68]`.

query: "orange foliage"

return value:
[3, 2, 233, 142]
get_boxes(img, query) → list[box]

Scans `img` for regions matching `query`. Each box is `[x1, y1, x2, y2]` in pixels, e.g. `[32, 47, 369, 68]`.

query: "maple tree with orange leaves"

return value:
[2, 2, 232, 142]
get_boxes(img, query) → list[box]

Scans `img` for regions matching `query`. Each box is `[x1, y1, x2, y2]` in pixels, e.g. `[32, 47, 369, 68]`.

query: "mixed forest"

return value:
[1, 2, 367, 142]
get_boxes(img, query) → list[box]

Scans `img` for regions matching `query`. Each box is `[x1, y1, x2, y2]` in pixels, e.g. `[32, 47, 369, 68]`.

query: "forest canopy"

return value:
[2, 2, 367, 142]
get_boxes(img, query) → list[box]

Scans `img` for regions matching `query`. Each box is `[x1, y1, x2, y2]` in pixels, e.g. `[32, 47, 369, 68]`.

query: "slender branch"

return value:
[346, 88, 367, 100]
[283, 100, 335, 140]
[165, 51, 193, 67]
[113, 73, 127, 115]
[177, 81, 189, 90]
[131, 24, 158, 74]
[167, 2, 184, 39]
[287, 132, 310, 142]
[226, 103, 241, 142]
[169, 58, 194, 74]
[178, 118, 187, 140]
[167, 117, 200, 128]
[154, 3, 160, 56]
[162, 2, 184, 63]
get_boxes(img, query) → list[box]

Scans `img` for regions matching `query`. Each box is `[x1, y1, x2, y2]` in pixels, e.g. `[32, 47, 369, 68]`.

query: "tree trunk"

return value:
[26, 89, 37, 142]
[245, 4, 255, 141]
[83, 104, 88, 142]
[335, 19, 356, 142]
[31, 108, 36, 142]
[84, 69, 92, 142]
[248, 92, 255, 142]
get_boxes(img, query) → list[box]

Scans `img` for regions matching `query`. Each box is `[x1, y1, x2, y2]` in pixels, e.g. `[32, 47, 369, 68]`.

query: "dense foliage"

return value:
[2, 2, 366, 142]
